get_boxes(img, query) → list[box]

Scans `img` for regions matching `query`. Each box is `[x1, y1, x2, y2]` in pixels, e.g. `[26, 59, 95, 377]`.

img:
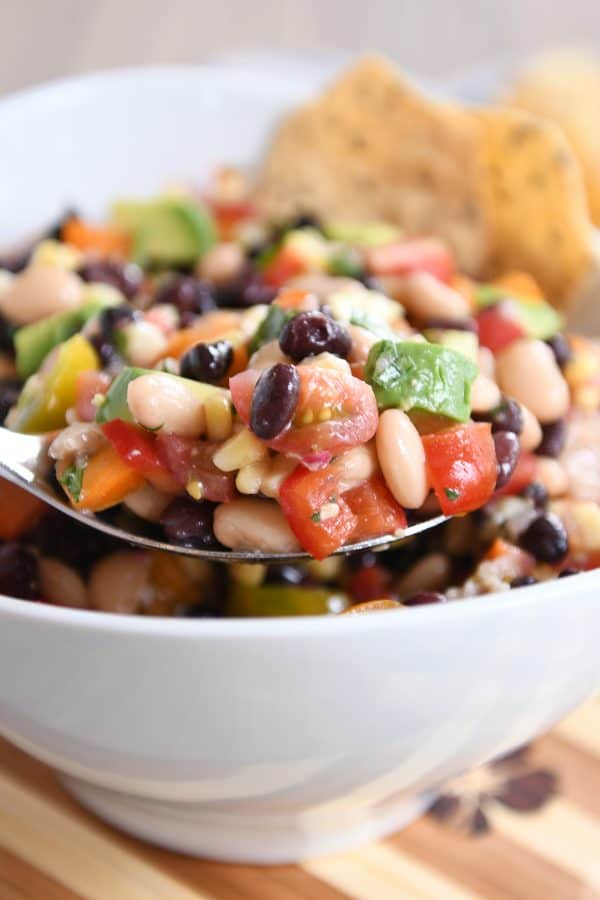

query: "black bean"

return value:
[288, 213, 323, 231]
[493, 430, 520, 489]
[30, 511, 121, 574]
[0, 316, 14, 354]
[98, 304, 139, 339]
[537, 419, 567, 458]
[346, 550, 379, 571]
[250, 363, 300, 440]
[510, 575, 538, 589]
[0, 543, 39, 600]
[89, 333, 121, 368]
[0, 379, 20, 424]
[519, 513, 569, 563]
[424, 316, 478, 333]
[403, 591, 446, 606]
[279, 311, 351, 361]
[237, 273, 277, 308]
[180, 340, 233, 384]
[474, 396, 523, 434]
[265, 564, 310, 586]
[521, 481, 548, 510]
[546, 334, 572, 369]
[78, 259, 143, 300]
[558, 566, 580, 578]
[155, 275, 216, 324]
[161, 497, 219, 549]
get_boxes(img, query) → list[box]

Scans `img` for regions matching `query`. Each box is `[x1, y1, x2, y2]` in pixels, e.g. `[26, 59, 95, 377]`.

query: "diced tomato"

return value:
[493, 451, 538, 498]
[345, 475, 407, 540]
[230, 367, 378, 463]
[279, 465, 357, 559]
[76, 370, 111, 422]
[155, 434, 235, 503]
[346, 565, 393, 603]
[476, 303, 525, 353]
[422, 422, 497, 515]
[275, 288, 319, 312]
[262, 247, 305, 289]
[365, 238, 455, 284]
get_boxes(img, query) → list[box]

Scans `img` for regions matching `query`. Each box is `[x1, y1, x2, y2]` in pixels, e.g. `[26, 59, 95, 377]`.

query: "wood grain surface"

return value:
[0, 700, 599, 899]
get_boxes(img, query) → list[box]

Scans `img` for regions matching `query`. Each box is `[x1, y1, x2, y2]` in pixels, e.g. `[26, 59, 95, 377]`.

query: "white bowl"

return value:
[1, 66, 600, 864]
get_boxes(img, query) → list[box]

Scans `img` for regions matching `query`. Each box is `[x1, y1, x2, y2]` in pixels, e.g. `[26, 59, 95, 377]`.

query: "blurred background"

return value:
[1, 0, 599, 96]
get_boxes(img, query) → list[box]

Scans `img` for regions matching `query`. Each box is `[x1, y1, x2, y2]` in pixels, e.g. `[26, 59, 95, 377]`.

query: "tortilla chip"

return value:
[505, 52, 600, 226]
[255, 56, 596, 302]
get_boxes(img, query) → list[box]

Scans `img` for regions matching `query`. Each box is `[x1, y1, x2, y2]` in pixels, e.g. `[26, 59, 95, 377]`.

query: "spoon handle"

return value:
[0, 427, 47, 487]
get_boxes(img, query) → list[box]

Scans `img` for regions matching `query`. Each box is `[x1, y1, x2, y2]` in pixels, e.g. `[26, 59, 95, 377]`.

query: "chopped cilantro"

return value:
[310, 511, 321, 523]
[249, 304, 298, 355]
[59, 462, 86, 503]
[444, 487, 460, 501]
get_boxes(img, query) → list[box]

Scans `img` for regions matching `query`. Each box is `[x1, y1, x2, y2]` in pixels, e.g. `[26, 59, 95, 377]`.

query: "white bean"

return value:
[248, 340, 290, 371]
[48, 422, 107, 462]
[198, 242, 245, 285]
[470, 373, 502, 413]
[495, 339, 570, 424]
[376, 409, 428, 509]
[400, 271, 470, 322]
[519, 404, 543, 452]
[535, 456, 569, 498]
[395, 552, 452, 596]
[348, 325, 378, 366]
[0, 265, 83, 325]
[39, 557, 88, 609]
[477, 346, 496, 379]
[213, 498, 301, 553]
[127, 373, 205, 437]
[331, 443, 378, 493]
[88, 551, 152, 614]
[121, 320, 168, 367]
[123, 484, 171, 522]
[285, 274, 359, 301]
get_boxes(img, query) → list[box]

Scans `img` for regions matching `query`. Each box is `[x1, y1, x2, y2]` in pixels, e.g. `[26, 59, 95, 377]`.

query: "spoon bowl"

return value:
[0, 426, 448, 562]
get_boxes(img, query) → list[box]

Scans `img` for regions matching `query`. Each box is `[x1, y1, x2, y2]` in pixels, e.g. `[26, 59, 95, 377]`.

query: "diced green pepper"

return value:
[10, 334, 99, 433]
[365, 340, 477, 421]
[226, 582, 349, 617]
[248, 305, 298, 355]
[14, 291, 120, 378]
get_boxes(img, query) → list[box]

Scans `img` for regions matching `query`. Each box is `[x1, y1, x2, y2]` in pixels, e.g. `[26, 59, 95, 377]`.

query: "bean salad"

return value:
[0, 169, 599, 617]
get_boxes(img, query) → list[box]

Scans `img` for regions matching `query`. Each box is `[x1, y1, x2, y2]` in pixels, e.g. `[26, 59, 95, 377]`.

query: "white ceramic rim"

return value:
[0, 567, 596, 635]
[0, 64, 596, 636]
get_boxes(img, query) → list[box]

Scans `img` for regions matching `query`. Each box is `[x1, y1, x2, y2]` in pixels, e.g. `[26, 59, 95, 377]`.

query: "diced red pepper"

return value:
[101, 420, 164, 475]
[345, 475, 407, 540]
[365, 238, 455, 284]
[279, 465, 357, 559]
[476, 303, 526, 354]
[422, 422, 497, 515]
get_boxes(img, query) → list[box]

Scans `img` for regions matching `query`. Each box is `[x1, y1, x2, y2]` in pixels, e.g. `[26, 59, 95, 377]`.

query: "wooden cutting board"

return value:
[1, 700, 599, 900]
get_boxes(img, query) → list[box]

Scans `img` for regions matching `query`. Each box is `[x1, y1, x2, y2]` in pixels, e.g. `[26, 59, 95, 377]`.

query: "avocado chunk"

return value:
[365, 340, 477, 422]
[14, 291, 120, 378]
[423, 328, 479, 363]
[324, 222, 401, 247]
[112, 198, 215, 268]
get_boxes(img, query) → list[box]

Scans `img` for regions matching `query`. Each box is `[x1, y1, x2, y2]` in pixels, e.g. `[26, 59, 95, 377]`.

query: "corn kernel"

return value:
[318, 407, 333, 422]
[213, 427, 268, 472]
[185, 480, 204, 500]
[260, 455, 297, 498]
[298, 409, 314, 426]
[236, 460, 269, 495]
[30, 239, 82, 271]
[205, 394, 233, 443]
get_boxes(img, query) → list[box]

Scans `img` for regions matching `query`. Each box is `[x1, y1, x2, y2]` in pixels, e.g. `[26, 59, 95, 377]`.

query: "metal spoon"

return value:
[0, 427, 447, 562]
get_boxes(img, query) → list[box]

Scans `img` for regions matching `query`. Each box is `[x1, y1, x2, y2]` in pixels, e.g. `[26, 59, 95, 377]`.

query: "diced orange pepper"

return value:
[0, 478, 47, 539]
[66, 445, 144, 512]
[484, 537, 512, 561]
[161, 311, 241, 360]
[493, 272, 544, 302]
[275, 289, 318, 312]
[62, 218, 131, 257]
